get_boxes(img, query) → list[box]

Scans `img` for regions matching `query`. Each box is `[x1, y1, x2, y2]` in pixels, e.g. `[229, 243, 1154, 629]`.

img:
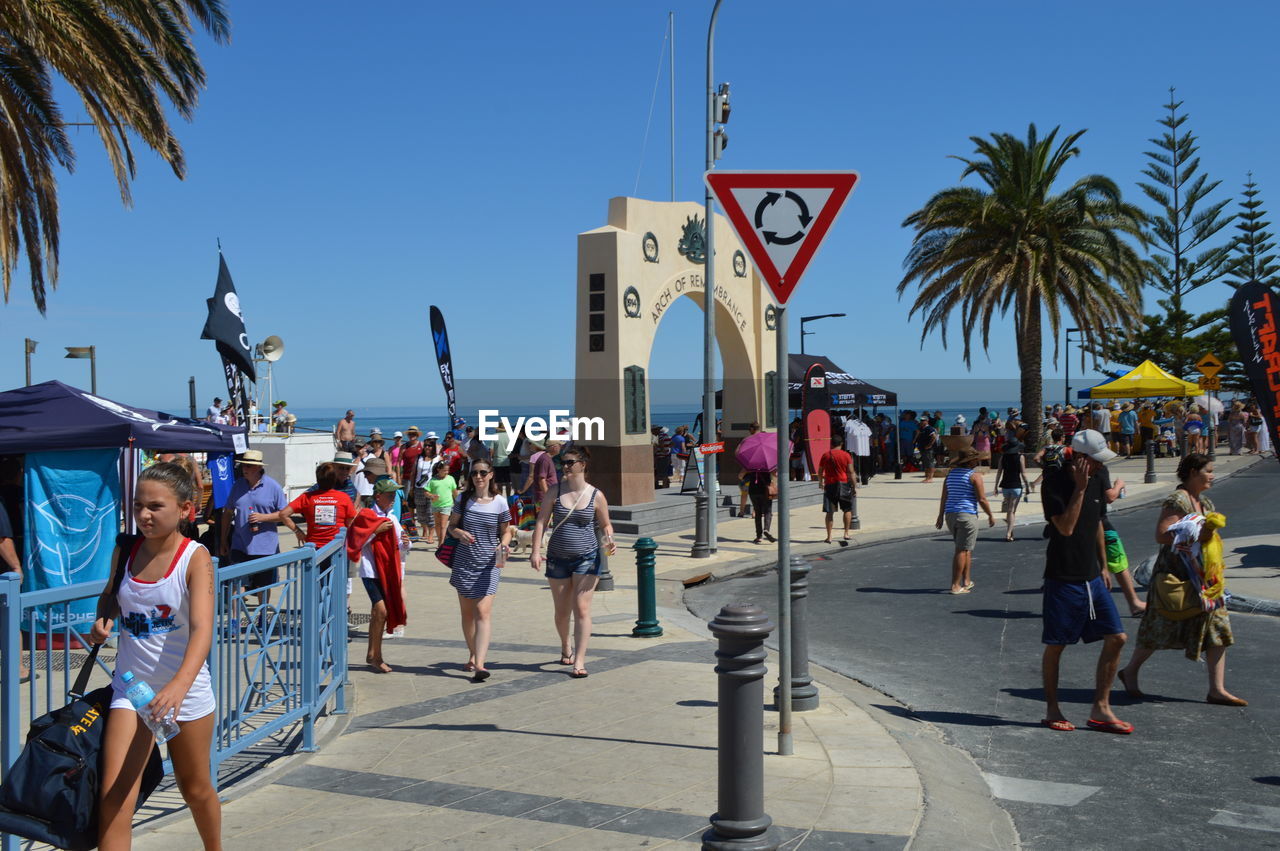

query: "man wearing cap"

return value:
[1039, 428, 1130, 734]
[206, 397, 223, 422]
[220, 451, 300, 614]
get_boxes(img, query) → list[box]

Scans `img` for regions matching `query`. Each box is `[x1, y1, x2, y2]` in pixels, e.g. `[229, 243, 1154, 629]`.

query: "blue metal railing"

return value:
[0, 536, 348, 848]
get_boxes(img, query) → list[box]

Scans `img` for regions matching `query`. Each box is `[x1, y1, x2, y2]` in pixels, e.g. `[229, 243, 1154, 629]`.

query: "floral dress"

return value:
[1136, 489, 1233, 661]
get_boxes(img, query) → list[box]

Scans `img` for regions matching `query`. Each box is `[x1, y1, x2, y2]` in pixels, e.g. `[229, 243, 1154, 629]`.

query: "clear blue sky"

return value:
[1, 0, 1275, 410]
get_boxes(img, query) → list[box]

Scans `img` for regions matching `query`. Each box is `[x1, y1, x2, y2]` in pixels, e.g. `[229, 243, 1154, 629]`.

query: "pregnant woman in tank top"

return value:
[532, 446, 615, 679]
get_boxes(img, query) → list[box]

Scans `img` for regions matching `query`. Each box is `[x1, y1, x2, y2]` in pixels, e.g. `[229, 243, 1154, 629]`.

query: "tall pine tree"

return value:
[1229, 173, 1279, 286]
[1099, 89, 1235, 379]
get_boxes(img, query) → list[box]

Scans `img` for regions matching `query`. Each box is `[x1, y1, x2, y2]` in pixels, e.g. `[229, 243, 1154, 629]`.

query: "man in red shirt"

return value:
[817, 433, 856, 545]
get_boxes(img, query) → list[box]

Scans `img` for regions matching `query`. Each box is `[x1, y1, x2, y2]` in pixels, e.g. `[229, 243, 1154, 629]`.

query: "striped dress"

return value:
[449, 495, 508, 598]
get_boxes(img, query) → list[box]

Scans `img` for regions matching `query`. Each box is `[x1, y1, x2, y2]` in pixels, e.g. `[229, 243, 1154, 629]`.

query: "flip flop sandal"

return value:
[571, 669, 589, 679]
[1086, 718, 1134, 734]
[1041, 719, 1075, 732]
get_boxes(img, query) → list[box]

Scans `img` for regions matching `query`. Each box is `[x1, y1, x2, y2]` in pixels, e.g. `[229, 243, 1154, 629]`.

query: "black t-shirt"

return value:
[0, 499, 12, 541]
[1042, 466, 1106, 582]
[915, 425, 937, 449]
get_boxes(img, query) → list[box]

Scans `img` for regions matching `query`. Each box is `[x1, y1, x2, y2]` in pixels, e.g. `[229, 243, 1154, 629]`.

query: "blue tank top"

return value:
[944, 467, 978, 514]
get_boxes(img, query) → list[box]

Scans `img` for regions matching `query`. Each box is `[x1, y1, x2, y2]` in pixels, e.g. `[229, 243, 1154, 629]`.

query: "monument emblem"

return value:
[642, 232, 660, 263]
[733, 250, 747, 277]
[677, 215, 706, 264]
[623, 286, 642, 318]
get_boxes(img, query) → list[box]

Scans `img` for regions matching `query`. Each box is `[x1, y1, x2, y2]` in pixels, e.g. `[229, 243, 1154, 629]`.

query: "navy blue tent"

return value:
[0, 381, 246, 454]
[1076, 372, 1123, 400]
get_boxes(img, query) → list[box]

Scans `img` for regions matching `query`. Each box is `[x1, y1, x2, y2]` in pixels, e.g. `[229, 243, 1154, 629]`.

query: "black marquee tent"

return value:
[715, 354, 897, 410]
[786, 354, 896, 408]
[0, 381, 245, 454]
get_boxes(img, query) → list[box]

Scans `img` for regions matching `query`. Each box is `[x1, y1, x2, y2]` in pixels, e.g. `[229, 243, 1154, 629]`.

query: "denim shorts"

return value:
[545, 551, 601, 580]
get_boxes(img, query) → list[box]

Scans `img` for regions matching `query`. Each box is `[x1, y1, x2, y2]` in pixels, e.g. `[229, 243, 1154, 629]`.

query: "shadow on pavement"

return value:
[393, 721, 717, 752]
[953, 609, 1040, 620]
[1001, 686, 1197, 705]
[855, 587, 949, 595]
[676, 699, 716, 708]
[1254, 776, 1280, 786]
[872, 704, 1040, 729]
[1234, 543, 1280, 569]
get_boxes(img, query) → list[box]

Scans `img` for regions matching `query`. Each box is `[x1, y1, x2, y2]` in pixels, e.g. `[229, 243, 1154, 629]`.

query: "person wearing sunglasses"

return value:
[444, 461, 511, 682]
[531, 447, 615, 678]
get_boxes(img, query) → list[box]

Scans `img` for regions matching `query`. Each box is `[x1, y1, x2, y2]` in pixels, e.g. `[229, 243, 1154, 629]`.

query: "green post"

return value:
[632, 537, 663, 637]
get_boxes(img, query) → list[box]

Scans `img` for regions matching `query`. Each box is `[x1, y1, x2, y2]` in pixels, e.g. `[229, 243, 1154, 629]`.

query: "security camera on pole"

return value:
[706, 170, 859, 755]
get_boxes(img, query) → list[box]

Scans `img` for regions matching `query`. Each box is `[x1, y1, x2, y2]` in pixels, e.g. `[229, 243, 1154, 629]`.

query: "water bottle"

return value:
[121, 671, 181, 744]
[1119, 487, 1127, 499]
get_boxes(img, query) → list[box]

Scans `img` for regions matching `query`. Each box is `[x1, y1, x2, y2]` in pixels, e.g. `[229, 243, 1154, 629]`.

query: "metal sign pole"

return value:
[775, 303, 792, 756]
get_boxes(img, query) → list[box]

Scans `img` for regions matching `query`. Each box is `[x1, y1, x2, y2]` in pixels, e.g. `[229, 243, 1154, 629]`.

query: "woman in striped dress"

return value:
[445, 460, 511, 682]
[935, 446, 995, 594]
[532, 446, 615, 678]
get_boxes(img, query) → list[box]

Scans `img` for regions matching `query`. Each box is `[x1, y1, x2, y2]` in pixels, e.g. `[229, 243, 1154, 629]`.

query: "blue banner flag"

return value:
[208, 453, 234, 509]
[24, 449, 121, 630]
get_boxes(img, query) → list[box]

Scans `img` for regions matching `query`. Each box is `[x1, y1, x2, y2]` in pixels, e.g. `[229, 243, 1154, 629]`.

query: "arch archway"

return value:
[574, 197, 777, 505]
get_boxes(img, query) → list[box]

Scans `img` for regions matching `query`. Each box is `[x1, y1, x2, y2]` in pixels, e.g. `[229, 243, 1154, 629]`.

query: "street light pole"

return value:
[799, 313, 847, 356]
[23, 339, 37, 386]
[693, 0, 725, 559]
[1064, 327, 1080, 406]
[64, 346, 97, 395]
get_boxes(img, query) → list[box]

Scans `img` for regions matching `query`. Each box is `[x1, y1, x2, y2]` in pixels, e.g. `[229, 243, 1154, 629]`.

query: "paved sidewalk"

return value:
[134, 546, 934, 849]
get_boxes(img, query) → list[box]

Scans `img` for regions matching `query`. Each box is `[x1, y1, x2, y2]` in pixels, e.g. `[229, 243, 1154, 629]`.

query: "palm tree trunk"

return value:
[1017, 294, 1044, 451]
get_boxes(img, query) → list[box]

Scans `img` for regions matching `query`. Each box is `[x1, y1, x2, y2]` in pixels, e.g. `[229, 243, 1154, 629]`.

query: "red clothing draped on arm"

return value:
[345, 509, 406, 631]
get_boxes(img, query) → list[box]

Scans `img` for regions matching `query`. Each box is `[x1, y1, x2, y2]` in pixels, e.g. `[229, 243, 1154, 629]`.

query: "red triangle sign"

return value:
[705, 171, 859, 305]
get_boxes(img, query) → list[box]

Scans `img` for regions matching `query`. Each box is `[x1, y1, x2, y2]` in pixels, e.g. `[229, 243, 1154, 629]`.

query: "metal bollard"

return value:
[632, 537, 663, 637]
[1144, 431, 1158, 484]
[703, 604, 777, 851]
[773, 556, 818, 711]
[850, 489, 861, 530]
[596, 529, 615, 592]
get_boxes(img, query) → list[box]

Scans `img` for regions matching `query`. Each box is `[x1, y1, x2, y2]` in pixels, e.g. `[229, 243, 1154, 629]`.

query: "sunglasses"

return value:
[471, 469, 493, 477]
[562, 458, 581, 466]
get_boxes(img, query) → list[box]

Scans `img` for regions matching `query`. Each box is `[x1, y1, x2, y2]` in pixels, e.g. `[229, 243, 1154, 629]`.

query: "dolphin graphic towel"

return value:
[24, 449, 121, 630]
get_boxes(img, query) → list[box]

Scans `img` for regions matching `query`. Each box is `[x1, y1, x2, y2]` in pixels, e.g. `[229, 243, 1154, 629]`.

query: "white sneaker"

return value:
[387, 625, 405, 639]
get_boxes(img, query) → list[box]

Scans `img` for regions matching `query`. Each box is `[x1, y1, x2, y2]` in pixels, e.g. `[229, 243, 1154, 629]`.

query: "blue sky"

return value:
[1, 0, 1275, 410]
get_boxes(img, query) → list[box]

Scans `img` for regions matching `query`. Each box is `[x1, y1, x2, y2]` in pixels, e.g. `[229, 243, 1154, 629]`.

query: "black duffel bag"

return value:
[0, 534, 163, 850]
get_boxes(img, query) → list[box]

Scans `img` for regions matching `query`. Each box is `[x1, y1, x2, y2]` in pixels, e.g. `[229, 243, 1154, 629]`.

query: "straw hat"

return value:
[1121, 403, 1132, 411]
[951, 446, 988, 466]
[236, 449, 265, 467]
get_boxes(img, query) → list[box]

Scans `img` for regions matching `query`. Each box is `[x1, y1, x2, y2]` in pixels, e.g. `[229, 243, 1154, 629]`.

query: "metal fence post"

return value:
[300, 546, 319, 752]
[2, 574, 20, 851]
[632, 537, 663, 637]
[774, 556, 818, 711]
[703, 604, 776, 851]
[331, 543, 349, 715]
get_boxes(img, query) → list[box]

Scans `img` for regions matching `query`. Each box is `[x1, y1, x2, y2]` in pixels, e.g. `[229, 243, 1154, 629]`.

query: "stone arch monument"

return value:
[574, 196, 778, 506]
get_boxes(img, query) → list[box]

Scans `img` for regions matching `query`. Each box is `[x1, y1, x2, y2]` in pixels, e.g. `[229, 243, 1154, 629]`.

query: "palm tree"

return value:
[0, 0, 229, 312]
[899, 124, 1147, 448]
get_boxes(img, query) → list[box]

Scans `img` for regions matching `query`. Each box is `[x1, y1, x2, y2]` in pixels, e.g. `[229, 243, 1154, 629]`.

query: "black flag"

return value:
[201, 255, 256, 383]
[429, 306, 457, 423]
[1229, 280, 1280, 457]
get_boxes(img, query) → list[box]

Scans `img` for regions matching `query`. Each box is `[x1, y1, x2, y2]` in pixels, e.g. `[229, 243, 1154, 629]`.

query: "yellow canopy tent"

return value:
[1087, 359, 1201, 399]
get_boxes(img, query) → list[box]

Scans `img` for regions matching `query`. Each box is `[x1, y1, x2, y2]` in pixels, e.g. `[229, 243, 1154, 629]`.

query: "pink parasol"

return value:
[735, 431, 788, 472]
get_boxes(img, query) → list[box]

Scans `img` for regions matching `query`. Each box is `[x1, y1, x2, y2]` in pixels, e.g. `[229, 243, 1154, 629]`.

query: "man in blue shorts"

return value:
[1039, 428, 1131, 734]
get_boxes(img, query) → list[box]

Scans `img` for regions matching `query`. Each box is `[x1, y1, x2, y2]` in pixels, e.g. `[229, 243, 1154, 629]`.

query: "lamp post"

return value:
[64, 346, 96, 394]
[693, 0, 728, 559]
[23, 339, 37, 386]
[799, 313, 846, 355]
[1063, 328, 1082, 406]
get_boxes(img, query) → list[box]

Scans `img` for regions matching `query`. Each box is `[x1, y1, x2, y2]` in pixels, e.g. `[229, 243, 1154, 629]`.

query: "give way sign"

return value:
[705, 171, 859, 305]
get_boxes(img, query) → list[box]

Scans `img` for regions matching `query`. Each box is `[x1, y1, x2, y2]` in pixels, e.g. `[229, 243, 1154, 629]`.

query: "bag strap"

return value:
[546, 484, 593, 542]
[71, 533, 136, 698]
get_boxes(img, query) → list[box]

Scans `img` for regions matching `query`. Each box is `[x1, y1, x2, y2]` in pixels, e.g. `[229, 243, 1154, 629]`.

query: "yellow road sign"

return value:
[1198, 376, 1221, 391]
[1196, 353, 1224, 377]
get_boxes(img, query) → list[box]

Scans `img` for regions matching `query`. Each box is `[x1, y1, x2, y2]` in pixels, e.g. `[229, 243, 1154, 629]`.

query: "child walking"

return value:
[91, 462, 221, 850]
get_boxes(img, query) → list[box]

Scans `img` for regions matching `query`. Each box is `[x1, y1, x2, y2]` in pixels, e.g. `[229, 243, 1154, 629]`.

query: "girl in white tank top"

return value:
[90, 462, 221, 848]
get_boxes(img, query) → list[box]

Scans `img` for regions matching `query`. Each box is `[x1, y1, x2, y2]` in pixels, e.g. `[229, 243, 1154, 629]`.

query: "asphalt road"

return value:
[687, 461, 1280, 849]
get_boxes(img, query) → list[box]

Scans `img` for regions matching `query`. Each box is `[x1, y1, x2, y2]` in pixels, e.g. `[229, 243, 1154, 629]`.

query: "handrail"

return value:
[0, 536, 348, 848]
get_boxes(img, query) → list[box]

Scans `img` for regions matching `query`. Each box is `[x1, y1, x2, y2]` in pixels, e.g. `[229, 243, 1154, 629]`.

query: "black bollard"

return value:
[773, 556, 818, 712]
[849, 489, 861, 531]
[703, 604, 777, 851]
[1143, 430, 1157, 484]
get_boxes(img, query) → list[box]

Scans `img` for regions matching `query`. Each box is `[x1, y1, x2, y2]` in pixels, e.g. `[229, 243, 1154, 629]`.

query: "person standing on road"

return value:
[1038, 429, 1131, 734]
[995, 439, 1028, 541]
[531, 447, 614, 679]
[445, 460, 510, 683]
[1118, 453, 1246, 706]
[817, 433, 856, 545]
[936, 446, 994, 594]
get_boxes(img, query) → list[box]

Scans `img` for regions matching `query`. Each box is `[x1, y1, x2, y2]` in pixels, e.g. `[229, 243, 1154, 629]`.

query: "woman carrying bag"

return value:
[444, 460, 510, 683]
[531, 447, 615, 679]
[1119, 453, 1245, 706]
